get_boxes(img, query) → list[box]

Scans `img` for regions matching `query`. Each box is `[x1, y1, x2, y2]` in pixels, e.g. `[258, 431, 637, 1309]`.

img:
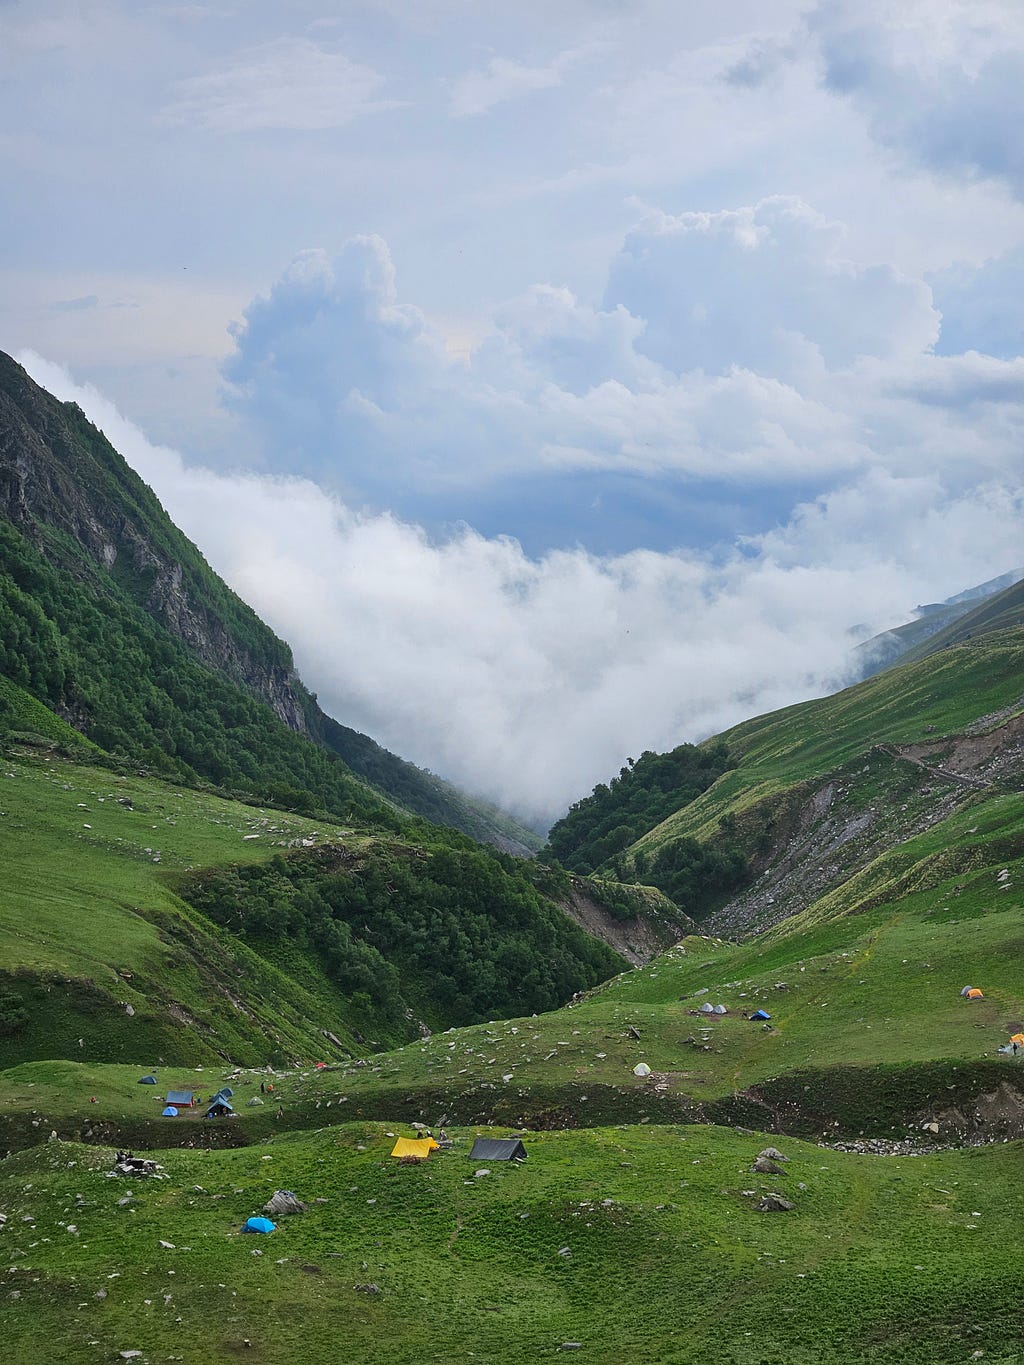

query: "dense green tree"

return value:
[545, 742, 734, 873]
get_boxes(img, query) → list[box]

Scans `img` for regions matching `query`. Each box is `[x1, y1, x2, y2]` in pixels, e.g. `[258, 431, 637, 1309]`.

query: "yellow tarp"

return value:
[390, 1136, 440, 1158]
[1010, 1033, 1024, 1047]
[966, 988, 985, 999]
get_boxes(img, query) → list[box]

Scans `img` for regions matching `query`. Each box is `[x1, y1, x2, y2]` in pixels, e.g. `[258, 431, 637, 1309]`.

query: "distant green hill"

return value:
[850, 567, 1022, 680]
[891, 576, 1024, 669]
[0, 349, 539, 852]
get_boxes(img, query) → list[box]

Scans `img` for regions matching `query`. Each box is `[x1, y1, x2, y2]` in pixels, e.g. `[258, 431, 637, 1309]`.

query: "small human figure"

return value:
[276, 1104, 284, 1119]
[260, 1081, 265, 1094]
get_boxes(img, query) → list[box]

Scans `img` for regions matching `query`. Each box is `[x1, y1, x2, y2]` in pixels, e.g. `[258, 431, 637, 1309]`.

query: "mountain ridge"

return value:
[0, 350, 539, 852]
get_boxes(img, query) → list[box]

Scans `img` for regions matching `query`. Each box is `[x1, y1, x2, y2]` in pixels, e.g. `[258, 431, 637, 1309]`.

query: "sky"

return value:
[3, 0, 1024, 828]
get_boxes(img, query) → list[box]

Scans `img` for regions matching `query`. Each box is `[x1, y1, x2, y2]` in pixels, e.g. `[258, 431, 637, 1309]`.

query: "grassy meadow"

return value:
[2, 1124, 1022, 1365]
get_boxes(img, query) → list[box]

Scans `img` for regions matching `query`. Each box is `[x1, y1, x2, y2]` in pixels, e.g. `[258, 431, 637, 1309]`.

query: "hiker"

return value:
[276, 1104, 284, 1119]
[260, 1081, 265, 1094]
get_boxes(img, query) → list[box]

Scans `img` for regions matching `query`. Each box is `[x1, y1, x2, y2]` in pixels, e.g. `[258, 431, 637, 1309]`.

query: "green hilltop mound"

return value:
[0, 742, 622, 1070]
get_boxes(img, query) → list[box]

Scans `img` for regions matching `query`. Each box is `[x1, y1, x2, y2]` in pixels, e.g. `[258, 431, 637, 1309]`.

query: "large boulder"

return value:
[263, 1190, 307, 1217]
[752, 1155, 784, 1174]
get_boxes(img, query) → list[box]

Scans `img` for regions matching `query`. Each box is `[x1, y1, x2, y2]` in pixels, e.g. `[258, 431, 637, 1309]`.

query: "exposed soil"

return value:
[558, 886, 690, 966]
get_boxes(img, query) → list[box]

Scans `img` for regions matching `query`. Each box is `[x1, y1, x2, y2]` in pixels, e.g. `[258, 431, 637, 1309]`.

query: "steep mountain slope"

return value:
[0, 349, 538, 851]
[548, 625, 1023, 932]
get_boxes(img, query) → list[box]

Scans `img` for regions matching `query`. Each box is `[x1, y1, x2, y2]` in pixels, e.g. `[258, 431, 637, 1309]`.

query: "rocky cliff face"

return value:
[0, 352, 308, 733]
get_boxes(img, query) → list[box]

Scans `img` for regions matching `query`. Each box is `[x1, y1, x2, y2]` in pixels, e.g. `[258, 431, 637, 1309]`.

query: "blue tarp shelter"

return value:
[206, 1099, 235, 1118]
[166, 1090, 194, 1106]
[162, 1106, 179, 1117]
[749, 1009, 772, 1022]
[244, 1217, 275, 1234]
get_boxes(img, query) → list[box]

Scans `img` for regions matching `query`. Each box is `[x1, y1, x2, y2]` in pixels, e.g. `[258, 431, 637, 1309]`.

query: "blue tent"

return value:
[244, 1216, 275, 1234]
[166, 1090, 194, 1106]
[138, 1075, 157, 1085]
[162, 1106, 179, 1117]
[749, 1009, 772, 1022]
[206, 1099, 235, 1118]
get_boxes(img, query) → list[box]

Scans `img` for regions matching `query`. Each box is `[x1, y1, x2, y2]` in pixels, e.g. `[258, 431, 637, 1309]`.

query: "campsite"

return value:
[3, 1121, 1023, 1364]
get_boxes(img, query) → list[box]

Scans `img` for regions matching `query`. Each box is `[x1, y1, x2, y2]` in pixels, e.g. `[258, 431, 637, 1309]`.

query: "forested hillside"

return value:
[545, 741, 733, 871]
[0, 349, 539, 850]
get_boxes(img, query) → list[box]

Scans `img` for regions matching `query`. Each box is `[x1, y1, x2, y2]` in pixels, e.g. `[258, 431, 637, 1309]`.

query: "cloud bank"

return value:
[20, 349, 1023, 828]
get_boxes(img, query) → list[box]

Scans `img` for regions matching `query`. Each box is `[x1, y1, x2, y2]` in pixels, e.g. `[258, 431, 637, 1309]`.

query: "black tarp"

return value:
[468, 1138, 527, 1161]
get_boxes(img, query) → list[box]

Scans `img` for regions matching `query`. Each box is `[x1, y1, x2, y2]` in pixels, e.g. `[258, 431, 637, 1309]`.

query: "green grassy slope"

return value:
[1, 1126, 1021, 1365]
[850, 567, 1022, 679]
[0, 745, 387, 1067]
[617, 631, 1023, 908]
[0, 742, 621, 1070]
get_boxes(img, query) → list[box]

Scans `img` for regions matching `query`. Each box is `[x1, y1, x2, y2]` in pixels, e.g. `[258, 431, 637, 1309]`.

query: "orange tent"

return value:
[966, 988, 985, 999]
[1010, 1033, 1024, 1047]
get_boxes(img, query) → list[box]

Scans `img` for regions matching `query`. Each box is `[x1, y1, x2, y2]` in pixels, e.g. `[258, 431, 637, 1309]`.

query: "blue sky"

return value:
[3, 0, 1024, 824]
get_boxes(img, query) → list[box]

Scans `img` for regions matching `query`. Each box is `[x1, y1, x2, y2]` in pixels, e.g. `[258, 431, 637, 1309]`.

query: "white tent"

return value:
[633, 1062, 652, 1077]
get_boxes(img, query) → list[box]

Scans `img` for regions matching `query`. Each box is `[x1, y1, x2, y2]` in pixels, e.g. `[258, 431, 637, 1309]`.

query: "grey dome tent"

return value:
[468, 1137, 527, 1161]
[712, 1004, 728, 1015]
[699, 1002, 715, 1014]
[138, 1075, 157, 1085]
